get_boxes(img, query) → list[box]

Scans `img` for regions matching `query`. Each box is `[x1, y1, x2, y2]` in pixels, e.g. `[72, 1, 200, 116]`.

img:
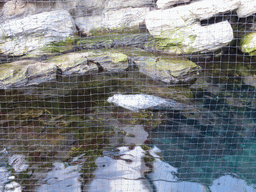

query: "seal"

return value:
[107, 94, 191, 112]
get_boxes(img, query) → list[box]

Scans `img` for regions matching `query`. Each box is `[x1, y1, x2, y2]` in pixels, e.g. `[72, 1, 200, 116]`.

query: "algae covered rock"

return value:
[145, 21, 233, 54]
[240, 32, 256, 55]
[134, 55, 200, 84]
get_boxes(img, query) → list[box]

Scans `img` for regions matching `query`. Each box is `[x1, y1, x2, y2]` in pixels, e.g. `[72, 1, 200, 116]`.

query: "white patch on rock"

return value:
[88, 146, 151, 192]
[146, 0, 239, 35]
[187, 21, 234, 52]
[75, 15, 103, 35]
[210, 175, 256, 192]
[0, 10, 76, 56]
[36, 162, 81, 192]
[105, 0, 154, 10]
[0, 167, 10, 192]
[148, 146, 208, 192]
[4, 181, 22, 192]
[157, 0, 190, 9]
[237, 0, 256, 18]
[8, 155, 29, 173]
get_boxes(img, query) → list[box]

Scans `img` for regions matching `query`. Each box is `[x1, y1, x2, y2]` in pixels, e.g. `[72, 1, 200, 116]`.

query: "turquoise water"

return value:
[150, 79, 256, 186]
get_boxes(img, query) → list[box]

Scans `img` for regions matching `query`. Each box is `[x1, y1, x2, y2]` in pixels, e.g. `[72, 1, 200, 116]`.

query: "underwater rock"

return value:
[157, 0, 191, 9]
[8, 154, 29, 173]
[210, 175, 256, 192]
[87, 146, 152, 192]
[148, 146, 209, 192]
[105, 0, 154, 10]
[145, 21, 234, 54]
[1, 0, 36, 21]
[36, 162, 81, 192]
[240, 32, 256, 55]
[133, 56, 200, 84]
[4, 181, 22, 192]
[0, 167, 10, 192]
[237, 0, 256, 18]
[107, 94, 191, 112]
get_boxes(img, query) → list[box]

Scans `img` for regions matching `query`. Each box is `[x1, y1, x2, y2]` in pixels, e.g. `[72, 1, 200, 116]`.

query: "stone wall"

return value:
[0, 0, 256, 56]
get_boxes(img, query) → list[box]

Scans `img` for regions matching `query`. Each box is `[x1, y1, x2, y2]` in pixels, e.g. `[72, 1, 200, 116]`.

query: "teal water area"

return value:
[150, 78, 256, 186]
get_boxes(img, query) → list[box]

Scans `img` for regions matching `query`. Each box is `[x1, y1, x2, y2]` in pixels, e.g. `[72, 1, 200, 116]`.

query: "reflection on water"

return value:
[0, 66, 256, 191]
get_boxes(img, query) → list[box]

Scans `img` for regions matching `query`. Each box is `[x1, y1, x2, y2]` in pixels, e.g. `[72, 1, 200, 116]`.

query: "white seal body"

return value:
[107, 94, 187, 112]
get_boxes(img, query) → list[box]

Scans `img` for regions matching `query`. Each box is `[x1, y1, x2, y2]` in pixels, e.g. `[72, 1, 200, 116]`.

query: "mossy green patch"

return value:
[41, 36, 75, 53]
[240, 32, 256, 55]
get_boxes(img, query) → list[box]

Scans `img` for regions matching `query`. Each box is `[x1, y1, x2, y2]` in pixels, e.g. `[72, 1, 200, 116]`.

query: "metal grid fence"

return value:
[0, 0, 256, 191]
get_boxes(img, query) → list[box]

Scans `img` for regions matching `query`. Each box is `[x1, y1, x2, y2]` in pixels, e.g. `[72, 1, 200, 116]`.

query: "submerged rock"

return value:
[8, 154, 29, 173]
[36, 162, 81, 192]
[240, 32, 256, 55]
[157, 0, 191, 9]
[133, 56, 200, 84]
[87, 146, 152, 192]
[107, 94, 192, 112]
[148, 146, 209, 192]
[210, 175, 256, 192]
[4, 181, 22, 192]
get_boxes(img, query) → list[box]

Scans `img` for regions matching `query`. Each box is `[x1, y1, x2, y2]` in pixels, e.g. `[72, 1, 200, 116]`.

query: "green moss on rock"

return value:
[240, 33, 256, 55]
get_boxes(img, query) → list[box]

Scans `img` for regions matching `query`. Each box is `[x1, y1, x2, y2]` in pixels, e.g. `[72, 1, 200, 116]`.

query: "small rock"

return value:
[8, 155, 29, 173]
[4, 181, 22, 192]
[243, 76, 256, 87]
[210, 175, 256, 192]
[240, 33, 256, 55]
[0, 167, 10, 192]
[36, 162, 81, 192]
[88, 146, 152, 192]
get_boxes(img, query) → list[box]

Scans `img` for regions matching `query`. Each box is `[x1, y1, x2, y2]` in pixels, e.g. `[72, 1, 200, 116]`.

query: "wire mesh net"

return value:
[0, 0, 256, 191]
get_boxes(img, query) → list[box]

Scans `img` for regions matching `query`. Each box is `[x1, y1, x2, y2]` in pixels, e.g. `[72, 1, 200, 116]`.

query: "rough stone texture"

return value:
[0, 167, 10, 192]
[157, 0, 190, 9]
[76, 7, 150, 35]
[146, 0, 240, 35]
[243, 76, 256, 88]
[1, 0, 36, 21]
[210, 175, 256, 192]
[88, 146, 152, 192]
[74, 0, 105, 17]
[148, 146, 209, 192]
[105, 0, 154, 10]
[145, 21, 233, 54]
[240, 32, 256, 55]
[188, 0, 240, 20]
[103, 7, 151, 29]
[134, 55, 200, 84]
[237, 0, 256, 18]
[1, 0, 78, 20]
[0, 10, 76, 56]
[8, 154, 29, 173]
[0, 48, 128, 89]
[36, 162, 81, 192]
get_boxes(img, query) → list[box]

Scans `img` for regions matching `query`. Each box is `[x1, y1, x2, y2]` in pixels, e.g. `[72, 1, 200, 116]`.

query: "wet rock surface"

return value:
[0, 0, 256, 191]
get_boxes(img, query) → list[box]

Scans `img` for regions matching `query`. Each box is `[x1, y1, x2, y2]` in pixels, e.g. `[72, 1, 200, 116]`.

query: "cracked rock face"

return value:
[0, 10, 76, 56]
